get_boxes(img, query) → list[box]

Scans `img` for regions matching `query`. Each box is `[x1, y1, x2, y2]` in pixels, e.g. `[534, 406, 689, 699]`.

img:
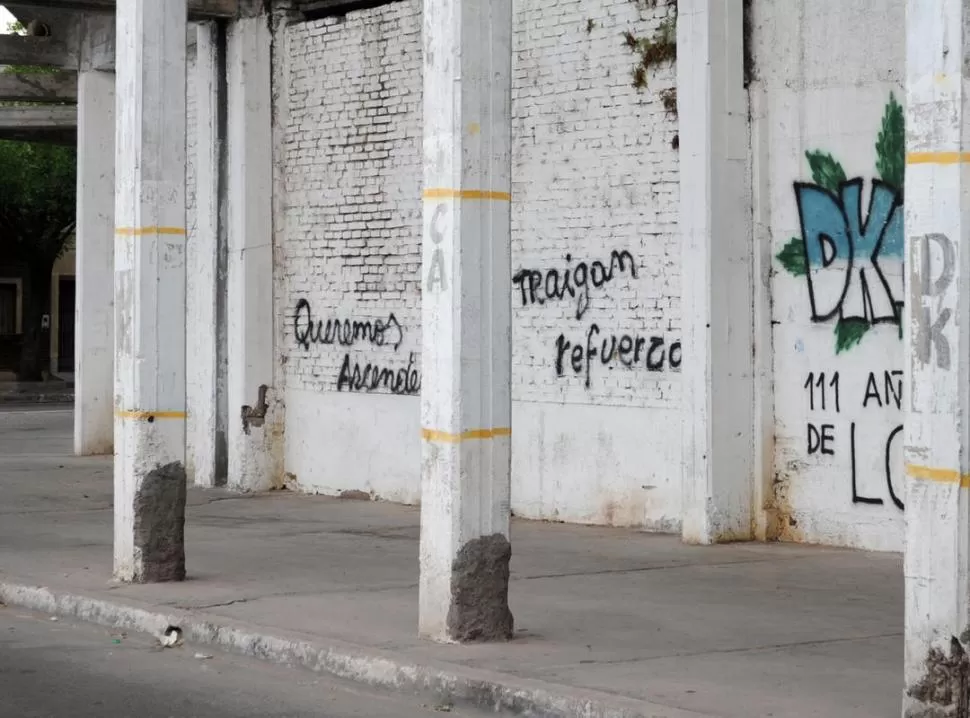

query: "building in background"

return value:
[0, 236, 75, 380]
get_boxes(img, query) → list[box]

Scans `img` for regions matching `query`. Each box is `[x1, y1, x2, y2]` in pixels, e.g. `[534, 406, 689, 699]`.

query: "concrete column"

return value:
[113, 0, 188, 583]
[903, 1, 970, 713]
[226, 13, 276, 491]
[418, 0, 514, 643]
[677, 0, 755, 545]
[187, 21, 228, 488]
[74, 69, 114, 456]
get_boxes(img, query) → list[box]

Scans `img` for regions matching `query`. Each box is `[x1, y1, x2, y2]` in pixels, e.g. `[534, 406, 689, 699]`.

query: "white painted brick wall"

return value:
[278, 0, 683, 524]
[281, 0, 679, 407]
[511, 0, 680, 410]
[282, 2, 423, 397]
[508, 0, 682, 528]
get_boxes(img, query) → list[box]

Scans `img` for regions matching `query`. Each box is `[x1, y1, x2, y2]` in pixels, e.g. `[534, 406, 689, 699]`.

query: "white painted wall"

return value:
[227, 15, 279, 491]
[186, 37, 197, 255]
[510, 0, 681, 529]
[751, 0, 906, 551]
[281, 3, 424, 503]
[278, 0, 681, 527]
[74, 71, 114, 456]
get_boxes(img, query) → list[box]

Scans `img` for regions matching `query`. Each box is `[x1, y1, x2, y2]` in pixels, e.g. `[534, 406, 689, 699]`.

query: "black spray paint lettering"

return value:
[513, 250, 637, 320]
[801, 370, 904, 510]
[426, 204, 448, 292]
[806, 423, 835, 455]
[293, 299, 404, 351]
[913, 233, 955, 370]
[850, 422, 904, 511]
[803, 371, 840, 412]
[862, 370, 903, 410]
[802, 421, 904, 510]
[337, 351, 421, 396]
[555, 324, 681, 387]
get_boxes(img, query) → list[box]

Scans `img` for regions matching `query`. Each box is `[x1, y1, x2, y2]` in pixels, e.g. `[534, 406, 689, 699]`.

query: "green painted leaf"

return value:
[876, 92, 905, 192]
[805, 151, 847, 193]
[776, 237, 807, 277]
[834, 318, 870, 354]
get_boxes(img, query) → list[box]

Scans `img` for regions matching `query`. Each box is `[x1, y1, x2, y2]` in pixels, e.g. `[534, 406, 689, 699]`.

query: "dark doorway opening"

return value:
[57, 277, 74, 374]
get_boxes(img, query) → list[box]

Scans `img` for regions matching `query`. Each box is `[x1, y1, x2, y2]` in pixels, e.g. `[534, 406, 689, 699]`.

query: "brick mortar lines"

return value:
[278, 0, 680, 411]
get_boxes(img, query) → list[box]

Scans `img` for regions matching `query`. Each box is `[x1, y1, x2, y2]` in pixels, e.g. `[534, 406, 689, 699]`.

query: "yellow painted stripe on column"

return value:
[906, 463, 970, 488]
[421, 427, 512, 443]
[906, 152, 970, 165]
[422, 188, 511, 201]
[115, 226, 187, 236]
[115, 410, 187, 421]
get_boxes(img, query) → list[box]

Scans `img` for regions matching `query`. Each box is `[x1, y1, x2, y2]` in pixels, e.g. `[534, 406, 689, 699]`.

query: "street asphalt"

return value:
[0, 609, 478, 718]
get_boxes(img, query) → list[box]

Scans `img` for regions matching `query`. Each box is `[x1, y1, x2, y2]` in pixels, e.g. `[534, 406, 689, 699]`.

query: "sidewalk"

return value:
[0, 408, 903, 717]
[0, 378, 74, 404]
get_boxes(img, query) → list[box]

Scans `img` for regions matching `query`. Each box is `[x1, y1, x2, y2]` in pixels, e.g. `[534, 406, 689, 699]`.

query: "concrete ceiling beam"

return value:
[0, 70, 77, 102]
[0, 103, 76, 144]
[4, 0, 239, 20]
[0, 34, 77, 68]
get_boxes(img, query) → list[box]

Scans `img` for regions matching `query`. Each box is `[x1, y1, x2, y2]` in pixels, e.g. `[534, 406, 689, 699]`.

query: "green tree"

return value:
[0, 140, 76, 380]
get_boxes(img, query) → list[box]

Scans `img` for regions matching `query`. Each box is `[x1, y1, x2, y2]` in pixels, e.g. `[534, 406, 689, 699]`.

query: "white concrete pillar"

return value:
[418, 0, 514, 643]
[187, 21, 227, 488]
[74, 69, 114, 456]
[226, 13, 276, 491]
[903, 1, 970, 713]
[113, 0, 188, 583]
[677, 0, 755, 545]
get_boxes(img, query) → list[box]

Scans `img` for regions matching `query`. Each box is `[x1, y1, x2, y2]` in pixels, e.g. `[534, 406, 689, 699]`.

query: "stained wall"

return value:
[751, 0, 906, 550]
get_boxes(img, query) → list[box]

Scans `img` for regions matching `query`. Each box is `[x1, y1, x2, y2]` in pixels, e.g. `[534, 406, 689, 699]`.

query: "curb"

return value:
[0, 581, 705, 718]
[0, 393, 74, 404]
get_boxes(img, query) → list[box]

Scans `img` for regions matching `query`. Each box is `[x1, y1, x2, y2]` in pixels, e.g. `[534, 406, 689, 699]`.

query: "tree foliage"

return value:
[0, 20, 78, 378]
[0, 140, 76, 379]
[0, 140, 76, 268]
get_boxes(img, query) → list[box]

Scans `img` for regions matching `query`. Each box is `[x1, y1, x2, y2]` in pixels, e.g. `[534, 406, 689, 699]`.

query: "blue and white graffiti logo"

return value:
[776, 94, 904, 354]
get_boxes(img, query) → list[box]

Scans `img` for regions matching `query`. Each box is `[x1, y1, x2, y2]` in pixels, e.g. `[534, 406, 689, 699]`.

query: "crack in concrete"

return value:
[516, 554, 846, 581]
[560, 631, 905, 668]
[200, 494, 255, 504]
[182, 597, 259, 610]
[1, 506, 113, 516]
[165, 582, 424, 610]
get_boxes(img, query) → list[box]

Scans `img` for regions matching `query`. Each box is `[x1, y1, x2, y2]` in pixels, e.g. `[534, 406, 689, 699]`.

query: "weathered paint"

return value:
[418, 0, 514, 642]
[226, 13, 280, 492]
[277, 3, 424, 505]
[74, 69, 114, 457]
[187, 21, 228, 488]
[750, 0, 907, 552]
[903, 0, 970, 714]
[113, 0, 188, 583]
[678, 0, 754, 545]
[276, 0, 682, 529]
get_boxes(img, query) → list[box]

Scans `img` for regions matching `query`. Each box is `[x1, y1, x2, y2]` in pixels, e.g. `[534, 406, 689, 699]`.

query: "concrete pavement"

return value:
[0, 379, 73, 405]
[0, 407, 903, 717]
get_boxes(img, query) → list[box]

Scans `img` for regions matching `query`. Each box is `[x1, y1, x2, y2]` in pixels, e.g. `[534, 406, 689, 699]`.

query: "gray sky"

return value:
[0, 6, 17, 30]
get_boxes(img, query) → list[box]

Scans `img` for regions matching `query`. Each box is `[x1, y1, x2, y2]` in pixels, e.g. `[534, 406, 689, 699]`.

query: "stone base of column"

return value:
[115, 424, 188, 584]
[130, 461, 187, 583]
[903, 637, 970, 717]
[446, 534, 513, 642]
